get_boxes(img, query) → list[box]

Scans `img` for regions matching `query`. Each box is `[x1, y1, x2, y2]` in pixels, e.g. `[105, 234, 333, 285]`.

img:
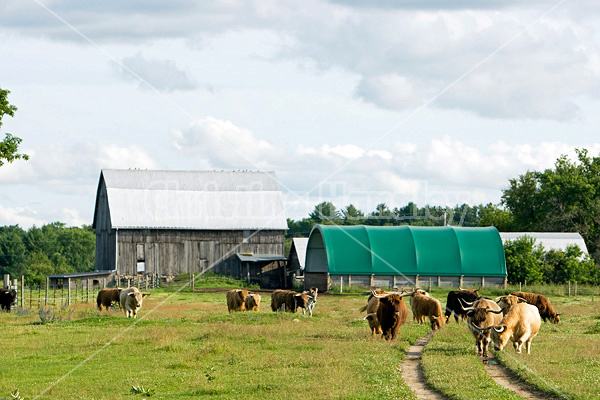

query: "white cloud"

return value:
[0, 203, 45, 227]
[172, 117, 276, 169]
[115, 53, 199, 92]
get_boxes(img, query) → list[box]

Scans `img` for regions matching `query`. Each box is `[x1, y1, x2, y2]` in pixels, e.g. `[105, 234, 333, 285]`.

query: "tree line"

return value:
[0, 223, 95, 285]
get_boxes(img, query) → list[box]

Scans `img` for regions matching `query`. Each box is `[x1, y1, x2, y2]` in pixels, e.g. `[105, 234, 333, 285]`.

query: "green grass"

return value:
[0, 291, 426, 400]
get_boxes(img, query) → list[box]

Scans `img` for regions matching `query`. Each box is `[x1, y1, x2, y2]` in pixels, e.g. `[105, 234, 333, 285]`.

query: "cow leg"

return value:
[525, 339, 532, 354]
[482, 336, 490, 357]
[454, 313, 459, 323]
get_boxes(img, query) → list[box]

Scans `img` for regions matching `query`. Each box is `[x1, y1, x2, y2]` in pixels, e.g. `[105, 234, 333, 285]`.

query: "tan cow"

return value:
[244, 293, 261, 311]
[96, 288, 122, 311]
[411, 292, 444, 331]
[461, 298, 503, 357]
[495, 294, 528, 316]
[409, 289, 430, 322]
[471, 302, 541, 354]
[227, 289, 249, 312]
[119, 287, 150, 318]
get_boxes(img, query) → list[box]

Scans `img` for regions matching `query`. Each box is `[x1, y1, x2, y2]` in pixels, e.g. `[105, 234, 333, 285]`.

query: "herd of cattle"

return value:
[1, 283, 559, 356]
[362, 287, 560, 356]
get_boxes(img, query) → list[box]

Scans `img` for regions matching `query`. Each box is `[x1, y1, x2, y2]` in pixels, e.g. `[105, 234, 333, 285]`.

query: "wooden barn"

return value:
[93, 169, 288, 284]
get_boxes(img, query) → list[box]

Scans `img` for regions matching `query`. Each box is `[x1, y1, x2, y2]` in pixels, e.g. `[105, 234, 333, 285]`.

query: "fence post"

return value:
[87, 279, 90, 303]
[428, 277, 432, 292]
[3, 274, 9, 289]
[67, 277, 71, 306]
[191, 274, 194, 291]
[519, 281, 522, 292]
[21, 275, 24, 309]
[568, 281, 571, 296]
[575, 281, 577, 297]
[45, 276, 49, 306]
[340, 276, 343, 294]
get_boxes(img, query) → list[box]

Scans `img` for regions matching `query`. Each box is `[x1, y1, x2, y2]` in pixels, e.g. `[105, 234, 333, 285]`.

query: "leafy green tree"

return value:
[479, 203, 514, 231]
[0, 87, 28, 166]
[286, 218, 316, 238]
[0, 225, 28, 277]
[342, 204, 365, 225]
[25, 251, 54, 285]
[309, 201, 340, 224]
[543, 245, 596, 284]
[503, 236, 545, 284]
[368, 203, 392, 226]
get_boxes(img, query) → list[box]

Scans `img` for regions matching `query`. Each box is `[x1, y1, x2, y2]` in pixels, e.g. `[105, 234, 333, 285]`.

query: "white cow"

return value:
[120, 287, 150, 318]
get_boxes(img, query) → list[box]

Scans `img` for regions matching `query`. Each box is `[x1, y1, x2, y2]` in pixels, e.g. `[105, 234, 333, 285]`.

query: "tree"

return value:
[503, 236, 545, 284]
[479, 203, 514, 231]
[309, 202, 340, 224]
[0, 87, 28, 167]
[342, 204, 365, 225]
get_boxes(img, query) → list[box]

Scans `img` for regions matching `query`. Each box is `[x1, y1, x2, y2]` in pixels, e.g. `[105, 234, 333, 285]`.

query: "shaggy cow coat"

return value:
[376, 294, 408, 341]
[511, 291, 560, 323]
[96, 288, 122, 311]
[227, 289, 249, 312]
[465, 298, 503, 357]
[244, 293, 261, 311]
[412, 292, 444, 331]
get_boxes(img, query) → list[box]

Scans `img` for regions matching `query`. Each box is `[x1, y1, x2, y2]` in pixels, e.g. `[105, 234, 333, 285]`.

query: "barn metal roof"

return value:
[236, 254, 287, 262]
[98, 169, 288, 230]
[499, 232, 588, 254]
[305, 225, 506, 277]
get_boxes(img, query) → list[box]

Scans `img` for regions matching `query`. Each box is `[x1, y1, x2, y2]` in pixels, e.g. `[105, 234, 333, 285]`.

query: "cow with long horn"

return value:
[470, 302, 541, 354]
[460, 297, 503, 357]
[445, 287, 481, 323]
[370, 290, 411, 341]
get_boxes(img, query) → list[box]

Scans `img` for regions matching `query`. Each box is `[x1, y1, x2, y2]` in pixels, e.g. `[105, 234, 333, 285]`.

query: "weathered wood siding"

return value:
[114, 229, 285, 276]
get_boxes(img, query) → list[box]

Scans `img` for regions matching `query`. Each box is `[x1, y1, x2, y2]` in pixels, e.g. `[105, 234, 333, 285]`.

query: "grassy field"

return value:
[2, 281, 599, 399]
[0, 287, 429, 400]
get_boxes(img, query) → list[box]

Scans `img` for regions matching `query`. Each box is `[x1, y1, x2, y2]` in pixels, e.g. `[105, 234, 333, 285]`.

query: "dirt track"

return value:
[401, 333, 448, 400]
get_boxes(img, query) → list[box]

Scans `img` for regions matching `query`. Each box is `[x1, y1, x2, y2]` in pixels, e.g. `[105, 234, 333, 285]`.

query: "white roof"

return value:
[499, 232, 588, 254]
[99, 169, 288, 230]
[292, 238, 309, 269]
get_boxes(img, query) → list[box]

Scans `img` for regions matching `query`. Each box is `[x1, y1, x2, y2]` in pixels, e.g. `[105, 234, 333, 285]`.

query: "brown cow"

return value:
[495, 294, 528, 316]
[411, 292, 445, 331]
[360, 290, 387, 337]
[461, 297, 503, 357]
[472, 303, 541, 354]
[244, 293, 261, 311]
[371, 291, 410, 341]
[227, 289, 249, 313]
[270, 289, 312, 313]
[96, 288, 122, 311]
[409, 289, 429, 322]
[511, 291, 560, 324]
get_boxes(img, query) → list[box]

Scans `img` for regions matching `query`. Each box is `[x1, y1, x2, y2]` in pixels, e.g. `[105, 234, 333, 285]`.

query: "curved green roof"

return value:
[305, 225, 506, 277]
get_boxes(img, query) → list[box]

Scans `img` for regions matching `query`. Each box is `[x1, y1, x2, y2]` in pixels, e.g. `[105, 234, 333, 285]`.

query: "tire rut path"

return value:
[483, 355, 562, 400]
[401, 333, 447, 400]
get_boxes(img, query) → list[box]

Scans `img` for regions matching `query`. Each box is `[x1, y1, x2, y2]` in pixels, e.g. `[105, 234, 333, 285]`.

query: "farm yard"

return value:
[1, 277, 599, 400]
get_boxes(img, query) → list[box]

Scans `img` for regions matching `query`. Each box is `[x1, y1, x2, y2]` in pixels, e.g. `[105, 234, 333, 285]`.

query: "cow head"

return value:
[128, 291, 149, 310]
[430, 315, 443, 331]
[495, 295, 527, 314]
[552, 313, 561, 324]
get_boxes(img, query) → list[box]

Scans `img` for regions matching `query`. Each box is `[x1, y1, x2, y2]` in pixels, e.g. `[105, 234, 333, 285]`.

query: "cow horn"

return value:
[486, 308, 503, 314]
[458, 286, 463, 291]
[371, 290, 387, 299]
[516, 297, 528, 303]
[494, 296, 504, 303]
[493, 325, 506, 333]
[470, 322, 492, 332]
[458, 298, 475, 311]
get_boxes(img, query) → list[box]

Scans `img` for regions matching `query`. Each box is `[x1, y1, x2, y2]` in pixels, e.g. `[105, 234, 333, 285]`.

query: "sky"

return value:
[1, 0, 600, 228]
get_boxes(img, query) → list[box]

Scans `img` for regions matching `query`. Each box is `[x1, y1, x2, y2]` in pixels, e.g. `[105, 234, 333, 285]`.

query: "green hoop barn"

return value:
[304, 225, 507, 292]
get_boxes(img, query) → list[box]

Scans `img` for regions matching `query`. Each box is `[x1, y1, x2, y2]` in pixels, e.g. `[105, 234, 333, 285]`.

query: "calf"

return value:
[371, 291, 410, 341]
[445, 288, 481, 323]
[244, 293, 261, 311]
[360, 290, 386, 337]
[0, 288, 17, 312]
[270, 289, 312, 314]
[302, 287, 318, 317]
[119, 287, 150, 318]
[412, 292, 444, 331]
[471, 303, 541, 354]
[511, 291, 560, 324]
[227, 289, 249, 312]
[96, 288, 122, 311]
[461, 298, 503, 357]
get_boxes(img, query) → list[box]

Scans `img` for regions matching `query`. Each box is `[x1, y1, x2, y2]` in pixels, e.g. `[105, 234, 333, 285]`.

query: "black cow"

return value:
[0, 288, 17, 312]
[445, 288, 480, 323]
